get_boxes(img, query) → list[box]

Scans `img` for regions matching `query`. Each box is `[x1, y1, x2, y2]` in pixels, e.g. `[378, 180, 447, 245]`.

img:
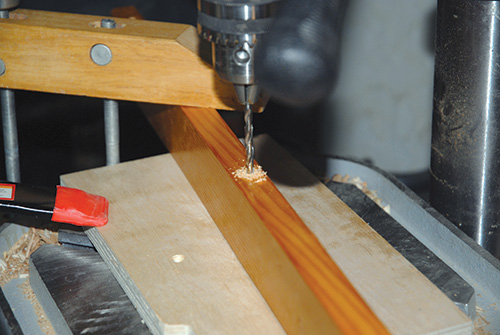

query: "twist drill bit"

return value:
[244, 99, 255, 174]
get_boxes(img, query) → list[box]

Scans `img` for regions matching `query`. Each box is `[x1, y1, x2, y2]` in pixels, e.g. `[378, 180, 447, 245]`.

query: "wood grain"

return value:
[144, 105, 389, 334]
[0, 9, 239, 110]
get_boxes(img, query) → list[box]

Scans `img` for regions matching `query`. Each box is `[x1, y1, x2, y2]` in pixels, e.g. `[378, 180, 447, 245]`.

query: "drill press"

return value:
[197, 0, 281, 173]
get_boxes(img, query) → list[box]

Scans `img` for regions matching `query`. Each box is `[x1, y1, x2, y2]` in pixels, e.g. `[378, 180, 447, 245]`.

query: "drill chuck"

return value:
[197, 0, 280, 104]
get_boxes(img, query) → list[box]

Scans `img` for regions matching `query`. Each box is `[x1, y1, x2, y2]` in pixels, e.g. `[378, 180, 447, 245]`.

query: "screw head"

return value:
[0, 59, 5, 76]
[101, 18, 116, 29]
[90, 44, 112, 66]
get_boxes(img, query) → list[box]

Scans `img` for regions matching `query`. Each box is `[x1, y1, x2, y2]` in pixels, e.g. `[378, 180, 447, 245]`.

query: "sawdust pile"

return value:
[0, 227, 59, 286]
[331, 174, 391, 214]
[0, 226, 59, 335]
[233, 165, 268, 184]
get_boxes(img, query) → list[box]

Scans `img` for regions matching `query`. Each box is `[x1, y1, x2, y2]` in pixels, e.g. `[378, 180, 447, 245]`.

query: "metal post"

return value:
[103, 99, 120, 166]
[100, 18, 120, 166]
[430, 0, 500, 258]
[1, 89, 20, 183]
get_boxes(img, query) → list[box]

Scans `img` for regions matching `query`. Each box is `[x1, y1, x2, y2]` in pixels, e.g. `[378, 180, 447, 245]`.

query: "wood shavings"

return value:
[331, 174, 391, 214]
[233, 165, 268, 184]
[1, 227, 59, 286]
[0, 226, 59, 335]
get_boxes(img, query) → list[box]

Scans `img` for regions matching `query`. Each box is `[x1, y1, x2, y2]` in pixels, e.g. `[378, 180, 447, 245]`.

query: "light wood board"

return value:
[62, 154, 285, 335]
[0, 9, 239, 110]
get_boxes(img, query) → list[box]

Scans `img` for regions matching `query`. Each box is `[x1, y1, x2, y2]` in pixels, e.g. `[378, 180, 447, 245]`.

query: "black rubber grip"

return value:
[255, 0, 347, 107]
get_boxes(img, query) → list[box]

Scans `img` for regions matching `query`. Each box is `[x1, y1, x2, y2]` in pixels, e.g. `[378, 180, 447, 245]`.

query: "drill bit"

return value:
[244, 89, 255, 174]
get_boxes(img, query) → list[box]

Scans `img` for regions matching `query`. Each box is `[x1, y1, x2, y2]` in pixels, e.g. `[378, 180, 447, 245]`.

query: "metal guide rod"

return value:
[103, 99, 120, 166]
[100, 18, 120, 166]
[1, 89, 20, 183]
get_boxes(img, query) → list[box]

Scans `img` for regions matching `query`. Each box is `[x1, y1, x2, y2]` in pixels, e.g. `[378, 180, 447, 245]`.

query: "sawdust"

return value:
[474, 305, 491, 335]
[233, 164, 268, 184]
[0, 226, 59, 334]
[0, 227, 59, 286]
[19, 279, 56, 335]
[331, 174, 391, 214]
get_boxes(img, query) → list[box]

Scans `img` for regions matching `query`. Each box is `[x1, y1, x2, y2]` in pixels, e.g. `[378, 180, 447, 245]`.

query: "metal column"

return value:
[430, 0, 500, 258]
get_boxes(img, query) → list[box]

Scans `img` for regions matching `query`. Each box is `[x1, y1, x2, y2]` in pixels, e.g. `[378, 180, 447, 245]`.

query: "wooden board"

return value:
[62, 154, 286, 335]
[0, 9, 239, 110]
[60, 139, 472, 335]
[143, 105, 388, 334]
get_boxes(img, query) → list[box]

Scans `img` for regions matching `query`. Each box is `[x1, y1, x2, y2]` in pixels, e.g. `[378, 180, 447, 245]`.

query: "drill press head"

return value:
[197, 0, 281, 105]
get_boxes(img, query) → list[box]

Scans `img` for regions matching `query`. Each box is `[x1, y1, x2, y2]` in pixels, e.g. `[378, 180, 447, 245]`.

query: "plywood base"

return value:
[60, 136, 472, 335]
[64, 154, 285, 335]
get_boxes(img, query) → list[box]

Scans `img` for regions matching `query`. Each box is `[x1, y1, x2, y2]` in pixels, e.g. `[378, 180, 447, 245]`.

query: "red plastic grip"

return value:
[51, 186, 109, 227]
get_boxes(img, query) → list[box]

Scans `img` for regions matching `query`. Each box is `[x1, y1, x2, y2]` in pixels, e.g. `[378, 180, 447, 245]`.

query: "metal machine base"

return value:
[325, 157, 500, 334]
[29, 244, 151, 335]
